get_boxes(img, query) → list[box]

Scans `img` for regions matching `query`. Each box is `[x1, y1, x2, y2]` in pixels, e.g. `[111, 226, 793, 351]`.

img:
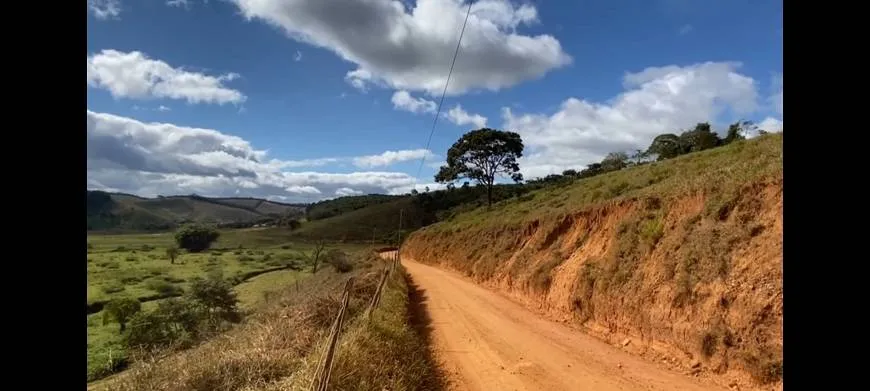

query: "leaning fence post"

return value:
[310, 277, 355, 391]
[365, 268, 391, 319]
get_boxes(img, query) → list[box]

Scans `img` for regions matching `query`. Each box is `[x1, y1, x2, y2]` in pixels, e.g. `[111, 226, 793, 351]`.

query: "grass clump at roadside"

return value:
[91, 252, 442, 391]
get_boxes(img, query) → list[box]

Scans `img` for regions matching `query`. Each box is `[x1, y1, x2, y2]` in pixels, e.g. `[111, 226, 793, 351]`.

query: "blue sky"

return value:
[86, 0, 783, 203]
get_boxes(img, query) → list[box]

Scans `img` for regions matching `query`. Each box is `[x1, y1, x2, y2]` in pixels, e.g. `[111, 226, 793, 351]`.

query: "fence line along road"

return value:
[310, 277, 355, 391]
[310, 252, 400, 390]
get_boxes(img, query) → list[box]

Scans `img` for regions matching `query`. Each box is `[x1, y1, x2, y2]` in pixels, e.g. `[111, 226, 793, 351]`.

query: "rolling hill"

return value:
[86, 191, 307, 231]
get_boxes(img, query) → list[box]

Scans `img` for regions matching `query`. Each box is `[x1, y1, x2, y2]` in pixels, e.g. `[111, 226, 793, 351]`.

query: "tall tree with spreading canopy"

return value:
[435, 128, 524, 207]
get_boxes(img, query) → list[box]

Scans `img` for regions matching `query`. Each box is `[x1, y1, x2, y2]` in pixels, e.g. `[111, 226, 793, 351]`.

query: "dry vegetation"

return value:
[403, 134, 783, 389]
[90, 252, 440, 391]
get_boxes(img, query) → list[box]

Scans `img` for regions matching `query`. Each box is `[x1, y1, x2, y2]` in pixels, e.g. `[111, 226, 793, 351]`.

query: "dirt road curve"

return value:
[401, 256, 727, 391]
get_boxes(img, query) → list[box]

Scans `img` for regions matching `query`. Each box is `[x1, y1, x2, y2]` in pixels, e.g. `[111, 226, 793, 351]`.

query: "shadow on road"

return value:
[406, 272, 450, 391]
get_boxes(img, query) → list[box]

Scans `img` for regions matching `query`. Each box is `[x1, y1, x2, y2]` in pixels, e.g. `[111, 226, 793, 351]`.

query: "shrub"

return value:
[102, 297, 142, 333]
[740, 351, 783, 384]
[324, 249, 353, 273]
[120, 275, 145, 285]
[145, 279, 184, 296]
[124, 298, 203, 349]
[174, 224, 220, 253]
[102, 282, 126, 294]
[188, 277, 241, 325]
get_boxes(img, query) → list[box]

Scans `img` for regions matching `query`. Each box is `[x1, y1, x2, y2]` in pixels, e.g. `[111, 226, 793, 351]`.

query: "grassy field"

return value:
[86, 229, 312, 305]
[86, 228, 369, 382]
[91, 253, 441, 391]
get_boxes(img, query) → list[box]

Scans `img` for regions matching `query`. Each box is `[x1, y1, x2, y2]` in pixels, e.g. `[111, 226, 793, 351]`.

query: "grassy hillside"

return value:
[423, 133, 783, 232]
[403, 133, 783, 389]
[291, 183, 539, 242]
[86, 191, 306, 232]
[305, 193, 402, 221]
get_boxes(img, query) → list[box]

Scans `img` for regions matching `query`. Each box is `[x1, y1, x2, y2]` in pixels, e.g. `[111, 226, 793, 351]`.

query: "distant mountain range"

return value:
[86, 190, 307, 231]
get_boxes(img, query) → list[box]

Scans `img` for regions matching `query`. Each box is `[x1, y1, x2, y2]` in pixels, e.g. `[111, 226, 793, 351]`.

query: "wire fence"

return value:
[309, 252, 400, 390]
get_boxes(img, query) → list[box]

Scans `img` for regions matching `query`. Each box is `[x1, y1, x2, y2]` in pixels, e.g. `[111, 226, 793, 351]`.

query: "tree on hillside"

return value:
[102, 297, 142, 334]
[629, 149, 649, 165]
[174, 224, 220, 253]
[600, 152, 629, 172]
[679, 122, 720, 153]
[578, 162, 603, 178]
[722, 120, 751, 145]
[646, 133, 683, 161]
[435, 128, 525, 207]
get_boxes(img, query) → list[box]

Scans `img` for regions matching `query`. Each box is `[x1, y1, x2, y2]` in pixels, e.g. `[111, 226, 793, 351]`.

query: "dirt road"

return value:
[401, 256, 727, 391]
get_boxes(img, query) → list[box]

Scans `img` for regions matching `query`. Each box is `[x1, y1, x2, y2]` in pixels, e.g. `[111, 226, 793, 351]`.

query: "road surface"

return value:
[400, 256, 727, 391]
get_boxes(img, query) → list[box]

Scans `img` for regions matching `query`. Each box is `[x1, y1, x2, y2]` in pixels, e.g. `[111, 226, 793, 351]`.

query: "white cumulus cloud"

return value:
[230, 0, 571, 96]
[166, 0, 191, 8]
[87, 110, 423, 202]
[391, 90, 436, 114]
[335, 187, 365, 197]
[87, 49, 247, 105]
[88, 0, 121, 20]
[391, 90, 487, 128]
[445, 104, 487, 128]
[353, 149, 434, 168]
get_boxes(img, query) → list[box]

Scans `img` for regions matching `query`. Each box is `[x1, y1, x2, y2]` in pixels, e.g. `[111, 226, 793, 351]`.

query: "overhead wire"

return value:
[411, 1, 474, 189]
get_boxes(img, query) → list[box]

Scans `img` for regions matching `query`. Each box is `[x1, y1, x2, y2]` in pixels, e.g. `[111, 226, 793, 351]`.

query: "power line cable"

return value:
[412, 1, 474, 187]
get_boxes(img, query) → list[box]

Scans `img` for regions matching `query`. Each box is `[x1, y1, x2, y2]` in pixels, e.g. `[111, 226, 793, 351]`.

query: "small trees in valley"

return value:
[298, 240, 327, 273]
[166, 246, 179, 264]
[102, 297, 142, 334]
[435, 128, 525, 207]
[174, 224, 220, 253]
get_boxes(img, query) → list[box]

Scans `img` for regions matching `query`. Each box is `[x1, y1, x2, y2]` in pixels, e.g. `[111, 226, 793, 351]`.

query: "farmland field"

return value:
[86, 228, 366, 382]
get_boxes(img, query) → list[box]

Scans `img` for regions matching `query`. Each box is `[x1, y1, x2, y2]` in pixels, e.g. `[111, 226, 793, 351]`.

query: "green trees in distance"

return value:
[435, 128, 525, 207]
[526, 120, 757, 187]
[174, 224, 220, 253]
[646, 121, 748, 161]
[102, 297, 142, 334]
